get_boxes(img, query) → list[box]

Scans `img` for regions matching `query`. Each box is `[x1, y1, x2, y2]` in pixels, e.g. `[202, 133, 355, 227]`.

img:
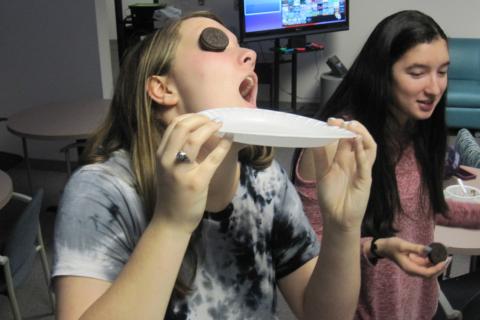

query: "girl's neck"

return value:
[206, 148, 240, 212]
[385, 112, 416, 159]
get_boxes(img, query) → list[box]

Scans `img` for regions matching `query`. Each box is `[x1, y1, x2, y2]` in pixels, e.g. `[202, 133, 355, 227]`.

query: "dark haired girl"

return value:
[293, 10, 480, 319]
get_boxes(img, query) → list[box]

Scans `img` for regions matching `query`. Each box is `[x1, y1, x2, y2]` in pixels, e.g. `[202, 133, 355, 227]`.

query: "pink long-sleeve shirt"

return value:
[295, 145, 480, 320]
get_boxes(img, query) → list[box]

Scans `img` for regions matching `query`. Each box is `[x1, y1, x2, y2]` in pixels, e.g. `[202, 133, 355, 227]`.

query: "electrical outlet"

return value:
[198, 0, 205, 5]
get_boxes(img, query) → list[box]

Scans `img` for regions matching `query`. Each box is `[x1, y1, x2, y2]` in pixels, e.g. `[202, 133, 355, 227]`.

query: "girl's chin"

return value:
[414, 112, 434, 121]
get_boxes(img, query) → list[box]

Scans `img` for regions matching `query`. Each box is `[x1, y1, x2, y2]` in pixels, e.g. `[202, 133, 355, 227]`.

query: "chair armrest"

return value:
[11, 192, 32, 203]
[0, 255, 8, 265]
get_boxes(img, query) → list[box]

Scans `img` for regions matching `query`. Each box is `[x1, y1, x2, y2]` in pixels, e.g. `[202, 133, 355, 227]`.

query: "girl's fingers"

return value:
[324, 118, 347, 167]
[195, 136, 233, 182]
[333, 137, 355, 170]
[346, 121, 376, 182]
[408, 253, 431, 267]
[180, 120, 223, 161]
[159, 115, 217, 165]
[396, 239, 429, 256]
[313, 118, 376, 185]
[326, 118, 354, 170]
[327, 117, 346, 128]
[312, 119, 343, 180]
[350, 121, 376, 156]
[312, 145, 330, 180]
[158, 113, 197, 153]
[329, 120, 362, 170]
[400, 254, 448, 278]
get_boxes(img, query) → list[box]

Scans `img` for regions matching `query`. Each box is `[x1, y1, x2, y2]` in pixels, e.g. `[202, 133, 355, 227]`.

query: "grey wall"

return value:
[0, 1, 105, 160]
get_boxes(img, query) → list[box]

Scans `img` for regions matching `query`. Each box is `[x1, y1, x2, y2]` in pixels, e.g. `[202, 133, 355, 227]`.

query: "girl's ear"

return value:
[146, 75, 179, 107]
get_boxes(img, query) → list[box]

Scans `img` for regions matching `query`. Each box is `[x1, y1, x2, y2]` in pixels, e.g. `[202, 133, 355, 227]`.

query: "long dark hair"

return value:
[294, 10, 449, 237]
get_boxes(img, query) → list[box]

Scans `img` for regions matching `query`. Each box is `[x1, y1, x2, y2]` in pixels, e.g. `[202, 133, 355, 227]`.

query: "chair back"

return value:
[448, 38, 480, 81]
[3, 189, 44, 287]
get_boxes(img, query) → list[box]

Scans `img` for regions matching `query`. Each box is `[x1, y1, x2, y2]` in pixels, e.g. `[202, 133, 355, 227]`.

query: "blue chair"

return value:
[0, 189, 55, 320]
[446, 38, 480, 130]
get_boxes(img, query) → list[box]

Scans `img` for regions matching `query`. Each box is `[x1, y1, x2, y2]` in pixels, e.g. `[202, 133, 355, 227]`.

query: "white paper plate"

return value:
[198, 108, 355, 148]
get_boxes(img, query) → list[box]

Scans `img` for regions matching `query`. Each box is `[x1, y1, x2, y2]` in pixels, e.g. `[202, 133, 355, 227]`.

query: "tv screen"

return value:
[239, 0, 349, 42]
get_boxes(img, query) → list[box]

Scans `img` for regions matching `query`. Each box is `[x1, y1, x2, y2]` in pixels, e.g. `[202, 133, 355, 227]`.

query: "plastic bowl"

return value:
[444, 185, 480, 203]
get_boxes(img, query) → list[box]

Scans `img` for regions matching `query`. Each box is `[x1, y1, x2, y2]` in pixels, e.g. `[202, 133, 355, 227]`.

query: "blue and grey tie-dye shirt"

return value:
[53, 150, 320, 319]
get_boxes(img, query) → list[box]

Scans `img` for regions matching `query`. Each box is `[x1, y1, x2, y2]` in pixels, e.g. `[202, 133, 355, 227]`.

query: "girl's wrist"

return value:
[150, 209, 199, 237]
[365, 237, 388, 265]
[370, 237, 385, 259]
[322, 223, 361, 242]
[323, 217, 362, 234]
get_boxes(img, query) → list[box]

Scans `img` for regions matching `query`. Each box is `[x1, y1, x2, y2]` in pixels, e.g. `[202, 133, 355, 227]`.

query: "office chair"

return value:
[0, 189, 55, 320]
[445, 38, 480, 130]
[0, 118, 23, 172]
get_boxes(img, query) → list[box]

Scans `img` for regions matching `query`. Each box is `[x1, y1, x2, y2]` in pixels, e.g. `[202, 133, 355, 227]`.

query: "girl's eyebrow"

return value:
[406, 61, 450, 69]
[407, 64, 427, 69]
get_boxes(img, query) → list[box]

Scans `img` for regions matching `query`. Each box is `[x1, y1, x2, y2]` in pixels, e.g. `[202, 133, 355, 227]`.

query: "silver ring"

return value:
[175, 151, 190, 163]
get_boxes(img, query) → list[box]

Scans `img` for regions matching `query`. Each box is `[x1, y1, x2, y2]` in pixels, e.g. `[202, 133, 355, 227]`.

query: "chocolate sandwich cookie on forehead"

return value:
[199, 27, 229, 52]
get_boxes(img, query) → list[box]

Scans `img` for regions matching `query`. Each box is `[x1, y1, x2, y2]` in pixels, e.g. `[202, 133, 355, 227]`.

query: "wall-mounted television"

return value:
[239, 0, 349, 43]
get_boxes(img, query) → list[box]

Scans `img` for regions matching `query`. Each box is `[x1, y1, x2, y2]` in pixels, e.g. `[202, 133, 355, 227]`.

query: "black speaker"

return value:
[326, 55, 348, 77]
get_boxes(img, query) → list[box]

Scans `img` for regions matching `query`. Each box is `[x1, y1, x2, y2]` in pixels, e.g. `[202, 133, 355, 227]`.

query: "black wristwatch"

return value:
[369, 237, 384, 264]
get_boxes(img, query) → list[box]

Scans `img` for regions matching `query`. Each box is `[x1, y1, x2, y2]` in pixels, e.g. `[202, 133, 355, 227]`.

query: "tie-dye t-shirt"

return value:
[53, 150, 319, 319]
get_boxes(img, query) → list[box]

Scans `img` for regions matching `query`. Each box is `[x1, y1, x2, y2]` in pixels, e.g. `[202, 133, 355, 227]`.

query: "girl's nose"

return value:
[240, 48, 257, 67]
[425, 74, 444, 96]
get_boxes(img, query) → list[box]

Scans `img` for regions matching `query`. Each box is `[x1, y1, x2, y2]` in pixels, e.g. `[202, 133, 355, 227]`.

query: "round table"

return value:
[7, 99, 110, 140]
[0, 170, 13, 209]
[435, 226, 480, 256]
[7, 99, 110, 192]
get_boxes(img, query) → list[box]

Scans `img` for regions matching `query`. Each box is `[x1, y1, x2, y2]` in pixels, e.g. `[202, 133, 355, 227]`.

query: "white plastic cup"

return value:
[444, 185, 480, 203]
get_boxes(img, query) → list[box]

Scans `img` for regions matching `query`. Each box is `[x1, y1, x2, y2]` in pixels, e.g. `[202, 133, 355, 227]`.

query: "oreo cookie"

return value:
[199, 27, 229, 52]
[427, 242, 448, 264]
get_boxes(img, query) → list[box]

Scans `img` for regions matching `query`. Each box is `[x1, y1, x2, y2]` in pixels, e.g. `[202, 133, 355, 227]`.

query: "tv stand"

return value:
[287, 35, 307, 49]
[272, 38, 324, 113]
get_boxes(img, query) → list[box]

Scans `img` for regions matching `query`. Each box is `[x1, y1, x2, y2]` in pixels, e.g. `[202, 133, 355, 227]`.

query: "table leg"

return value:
[273, 39, 280, 109]
[21, 137, 33, 194]
[291, 50, 297, 113]
[471, 256, 479, 272]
